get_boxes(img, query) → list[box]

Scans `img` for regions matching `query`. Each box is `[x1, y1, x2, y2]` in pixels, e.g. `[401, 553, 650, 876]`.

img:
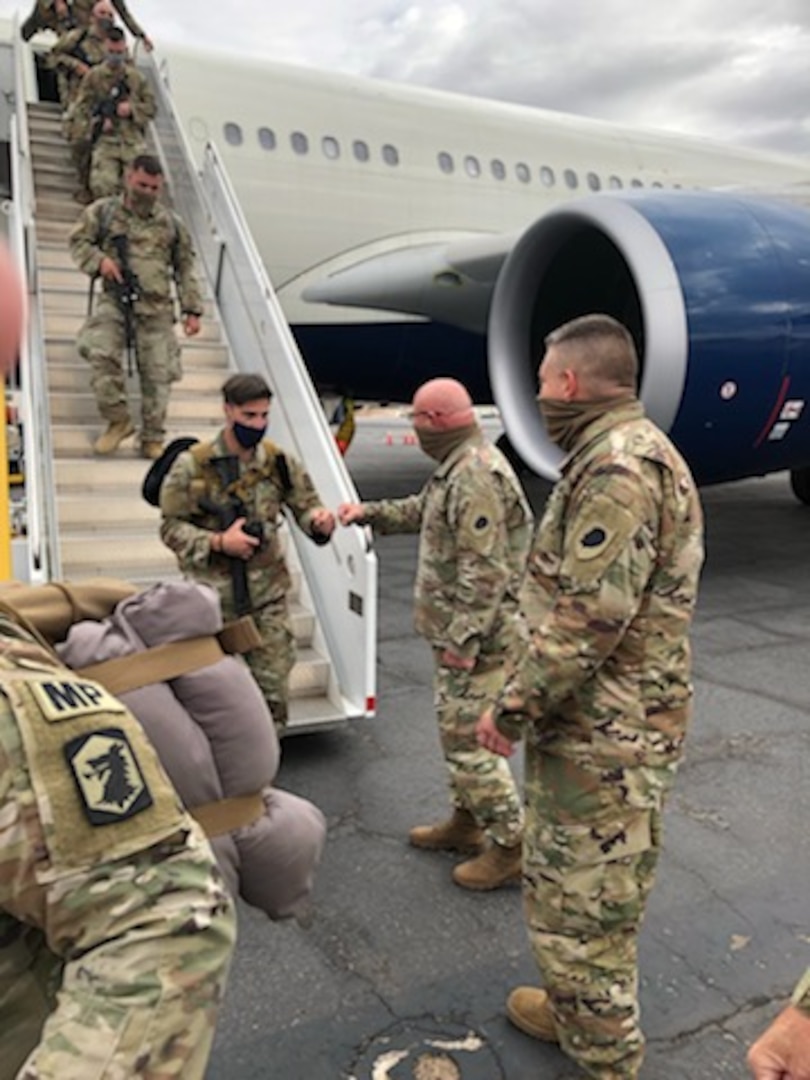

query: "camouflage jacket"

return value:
[69, 194, 203, 318]
[159, 432, 329, 613]
[71, 59, 156, 143]
[361, 431, 533, 660]
[48, 25, 108, 77]
[496, 400, 704, 781]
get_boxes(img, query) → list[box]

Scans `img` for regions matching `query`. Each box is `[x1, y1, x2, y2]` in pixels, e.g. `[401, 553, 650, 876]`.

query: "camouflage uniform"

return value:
[494, 400, 704, 1079]
[20, 0, 75, 40]
[362, 430, 531, 847]
[159, 433, 332, 733]
[48, 25, 108, 110]
[69, 194, 202, 446]
[71, 58, 156, 199]
[0, 611, 235, 1080]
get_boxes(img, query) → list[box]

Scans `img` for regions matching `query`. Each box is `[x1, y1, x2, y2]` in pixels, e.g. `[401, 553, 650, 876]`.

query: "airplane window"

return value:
[564, 168, 578, 189]
[322, 136, 340, 160]
[539, 165, 555, 187]
[587, 171, 601, 191]
[382, 144, 399, 166]
[630, 178, 643, 187]
[257, 127, 276, 151]
[438, 151, 454, 174]
[491, 158, 506, 180]
[464, 155, 481, 178]
[291, 131, 309, 155]
[608, 175, 622, 189]
[515, 162, 530, 183]
[353, 140, 370, 162]
[223, 122, 243, 147]
[651, 180, 663, 188]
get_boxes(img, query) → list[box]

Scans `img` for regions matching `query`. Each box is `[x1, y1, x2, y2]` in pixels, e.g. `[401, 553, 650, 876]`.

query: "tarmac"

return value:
[207, 414, 810, 1080]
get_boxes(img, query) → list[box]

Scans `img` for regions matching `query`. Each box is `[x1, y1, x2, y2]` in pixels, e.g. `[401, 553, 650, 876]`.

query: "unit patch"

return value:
[30, 677, 126, 722]
[64, 727, 154, 825]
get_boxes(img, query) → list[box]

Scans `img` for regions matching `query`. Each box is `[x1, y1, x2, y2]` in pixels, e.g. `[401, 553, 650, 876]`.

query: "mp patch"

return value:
[30, 676, 126, 723]
[63, 727, 154, 826]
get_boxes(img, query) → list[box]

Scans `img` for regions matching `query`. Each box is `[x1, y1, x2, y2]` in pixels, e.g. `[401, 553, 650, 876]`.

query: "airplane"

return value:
[7, 20, 810, 499]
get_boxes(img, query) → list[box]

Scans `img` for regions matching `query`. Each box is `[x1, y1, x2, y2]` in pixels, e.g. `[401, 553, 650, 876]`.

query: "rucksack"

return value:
[142, 437, 199, 507]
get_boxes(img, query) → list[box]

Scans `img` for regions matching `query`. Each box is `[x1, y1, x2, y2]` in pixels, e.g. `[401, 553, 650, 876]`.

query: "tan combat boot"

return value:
[408, 807, 484, 854]
[452, 840, 522, 890]
[506, 987, 558, 1042]
[93, 419, 135, 455]
[141, 441, 164, 460]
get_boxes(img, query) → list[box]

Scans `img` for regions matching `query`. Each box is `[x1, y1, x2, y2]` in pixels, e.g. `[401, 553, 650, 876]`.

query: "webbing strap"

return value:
[190, 792, 265, 837]
[76, 636, 224, 696]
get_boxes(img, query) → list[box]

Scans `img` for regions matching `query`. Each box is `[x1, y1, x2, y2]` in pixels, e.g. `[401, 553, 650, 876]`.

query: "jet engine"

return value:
[488, 192, 810, 495]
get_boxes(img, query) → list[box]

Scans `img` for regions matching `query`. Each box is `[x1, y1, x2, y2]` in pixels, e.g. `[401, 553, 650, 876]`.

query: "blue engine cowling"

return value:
[488, 191, 810, 485]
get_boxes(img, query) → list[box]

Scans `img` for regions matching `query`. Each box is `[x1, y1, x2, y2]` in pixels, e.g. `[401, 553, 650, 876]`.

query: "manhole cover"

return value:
[349, 1018, 504, 1079]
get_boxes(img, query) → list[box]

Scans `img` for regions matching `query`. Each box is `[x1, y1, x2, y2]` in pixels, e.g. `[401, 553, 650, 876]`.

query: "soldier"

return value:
[0, 239, 236, 1080]
[21, 0, 153, 48]
[69, 153, 203, 459]
[339, 378, 531, 890]
[159, 373, 336, 734]
[477, 314, 704, 1078]
[748, 967, 810, 1078]
[20, 0, 74, 41]
[48, 0, 115, 203]
[71, 26, 156, 200]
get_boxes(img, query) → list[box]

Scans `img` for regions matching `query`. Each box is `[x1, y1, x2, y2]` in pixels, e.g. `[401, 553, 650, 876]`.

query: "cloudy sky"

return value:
[3, 0, 809, 155]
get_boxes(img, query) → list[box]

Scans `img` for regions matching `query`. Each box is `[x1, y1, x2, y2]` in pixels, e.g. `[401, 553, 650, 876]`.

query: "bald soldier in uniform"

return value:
[477, 314, 704, 1077]
[339, 378, 531, 890]
[0, 239, 235, 1080]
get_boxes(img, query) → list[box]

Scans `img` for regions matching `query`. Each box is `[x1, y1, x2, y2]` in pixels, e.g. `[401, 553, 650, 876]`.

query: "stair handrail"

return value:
[140, 51, 378, 720]
[9, 23, 61, 582]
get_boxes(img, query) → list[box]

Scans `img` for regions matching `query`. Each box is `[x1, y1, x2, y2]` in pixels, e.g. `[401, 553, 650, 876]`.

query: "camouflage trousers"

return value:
[78, 296, 181, 443]
[240, 597, 296, 735]
[523, 769, 664, 1079]
[434, 652, 523, 847]
[1, 827, 236, 1080]
[89, 133, 147, 200]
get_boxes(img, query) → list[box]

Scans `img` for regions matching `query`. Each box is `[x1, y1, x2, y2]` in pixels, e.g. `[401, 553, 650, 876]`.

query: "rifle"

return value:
[108, 233, 140, 377]
[90, 77, 129, 145]
[200, 455, 265, 617]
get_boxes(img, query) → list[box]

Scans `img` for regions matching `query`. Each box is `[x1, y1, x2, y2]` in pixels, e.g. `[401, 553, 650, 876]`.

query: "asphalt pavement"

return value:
[207, 414, 810, 1080]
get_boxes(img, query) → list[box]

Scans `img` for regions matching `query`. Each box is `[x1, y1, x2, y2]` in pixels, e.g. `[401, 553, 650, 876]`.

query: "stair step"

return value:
[289, 648, 330, 695]
[45, 336, 230, 369]
[51, 422, 223, 457]
[288, 694, 348, 731]
[47, 390, 225, 424]
[48, 364, 228, 394]
[44, 308, 224, 341]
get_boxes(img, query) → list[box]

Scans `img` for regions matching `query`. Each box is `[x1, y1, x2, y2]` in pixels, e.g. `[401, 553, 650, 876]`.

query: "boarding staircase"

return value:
[7, 35, 377, 733]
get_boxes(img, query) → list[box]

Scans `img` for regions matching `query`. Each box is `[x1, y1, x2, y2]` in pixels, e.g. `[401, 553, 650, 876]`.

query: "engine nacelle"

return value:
[488, 192, 810, 484]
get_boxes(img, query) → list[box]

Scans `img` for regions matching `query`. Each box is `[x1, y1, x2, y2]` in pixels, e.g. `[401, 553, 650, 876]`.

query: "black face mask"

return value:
[233, 421, 266, 449]
[98, 17, 114, 32]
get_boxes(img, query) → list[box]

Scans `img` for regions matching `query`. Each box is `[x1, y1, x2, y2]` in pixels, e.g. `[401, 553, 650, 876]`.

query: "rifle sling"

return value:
[189, 792, 265, 838]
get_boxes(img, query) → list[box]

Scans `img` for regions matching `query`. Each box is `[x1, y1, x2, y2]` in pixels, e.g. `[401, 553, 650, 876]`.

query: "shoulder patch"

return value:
[64, 727, 154, 826]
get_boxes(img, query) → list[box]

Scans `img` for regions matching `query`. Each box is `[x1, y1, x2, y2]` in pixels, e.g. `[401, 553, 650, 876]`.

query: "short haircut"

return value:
[130, 153, 163, 176]
[545, 313, 638, 389]
[105, 25, 125, 43]
[222, 374, 273, 405]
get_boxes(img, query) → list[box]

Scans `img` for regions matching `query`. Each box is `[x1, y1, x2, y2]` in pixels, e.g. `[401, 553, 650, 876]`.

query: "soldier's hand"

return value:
[476, 708, 517, 757]
[311, 508, 335, 537]
[99, 256, 123, 283]
[76, 62, 89, 76]
[338, 502, 365, 526]
[102, 117, 114, 133]
[117, 100, 132, 118]
[182, 314, 201, 337]
[142, 35, 155, 51]
[748, 1004, 810, 1079]
[441, 649, 475, 671]
[221, 518, 261, 561]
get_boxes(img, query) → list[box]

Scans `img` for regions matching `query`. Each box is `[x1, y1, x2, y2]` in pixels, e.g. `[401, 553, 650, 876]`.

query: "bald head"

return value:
[411, 378, 475, 430]
[541, 313, 638, 401]
[0, 242, 25, 377]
